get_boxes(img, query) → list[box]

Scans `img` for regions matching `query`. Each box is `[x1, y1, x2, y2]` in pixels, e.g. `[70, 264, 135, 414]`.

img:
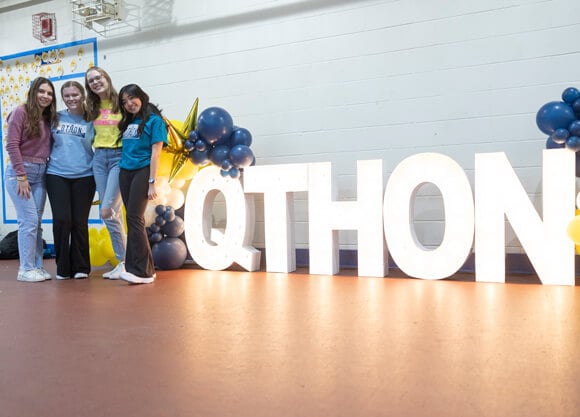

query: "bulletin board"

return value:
[0, 38, 100, 224]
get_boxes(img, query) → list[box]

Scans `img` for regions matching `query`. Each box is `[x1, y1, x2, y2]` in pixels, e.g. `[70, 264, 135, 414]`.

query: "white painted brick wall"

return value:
[1, 0, 579, 254]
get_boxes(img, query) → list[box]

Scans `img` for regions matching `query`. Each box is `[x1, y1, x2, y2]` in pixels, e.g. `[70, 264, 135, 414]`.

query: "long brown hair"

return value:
[84, 66, 119, 121]
[60, 80, 90, 121]
[25, 77, 57, 137]
[117, 84, 163, 139]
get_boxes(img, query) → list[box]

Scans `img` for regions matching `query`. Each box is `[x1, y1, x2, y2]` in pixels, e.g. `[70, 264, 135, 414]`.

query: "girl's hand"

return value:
[148, 183, 157, 201]
[16, 179, 31, 200]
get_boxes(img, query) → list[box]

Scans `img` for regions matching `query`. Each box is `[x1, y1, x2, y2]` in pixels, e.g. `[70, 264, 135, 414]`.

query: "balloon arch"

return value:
[89, 100, 255, 270]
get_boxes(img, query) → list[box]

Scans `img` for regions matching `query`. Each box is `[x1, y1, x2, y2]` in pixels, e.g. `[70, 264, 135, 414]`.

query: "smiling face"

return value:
[86, 68, 110, 99]
[36, 82, 54, 109]
[121, 92, 142, 115]
[61, 85, 84, 114]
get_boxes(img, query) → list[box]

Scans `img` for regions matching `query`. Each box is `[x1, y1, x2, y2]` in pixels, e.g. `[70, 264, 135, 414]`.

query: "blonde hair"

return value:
[84, 66, 119, 121]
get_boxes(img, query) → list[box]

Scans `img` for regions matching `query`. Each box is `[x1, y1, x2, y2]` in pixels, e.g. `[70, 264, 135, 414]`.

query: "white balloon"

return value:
[144, 203, 158, 226]
[166, 188, 185, 210]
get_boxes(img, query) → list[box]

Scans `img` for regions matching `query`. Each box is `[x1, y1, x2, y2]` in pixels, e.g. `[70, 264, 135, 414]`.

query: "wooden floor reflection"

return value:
[0, 259, 578, 417]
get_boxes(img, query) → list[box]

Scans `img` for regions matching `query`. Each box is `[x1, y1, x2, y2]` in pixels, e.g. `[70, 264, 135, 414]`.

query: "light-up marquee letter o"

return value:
[183, 166, 261, 271]
[383, 153, 475, 279]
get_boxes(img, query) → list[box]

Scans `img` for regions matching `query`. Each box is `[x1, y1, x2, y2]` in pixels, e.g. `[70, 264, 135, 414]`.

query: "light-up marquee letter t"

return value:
[243, 163, 309, 273]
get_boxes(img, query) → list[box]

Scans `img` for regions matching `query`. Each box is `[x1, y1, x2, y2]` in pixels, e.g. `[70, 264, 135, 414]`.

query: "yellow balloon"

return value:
[99, 234, 115, 259]
[98, 227, 109, 240]
[172, 158, 199, 182]
[158, 151, 174, 177]
[566, 215, 580, 245]
[90, 246, 108, 267]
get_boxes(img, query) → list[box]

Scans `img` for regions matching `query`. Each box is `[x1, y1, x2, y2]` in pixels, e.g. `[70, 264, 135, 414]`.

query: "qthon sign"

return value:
[183, 149, 576, 286]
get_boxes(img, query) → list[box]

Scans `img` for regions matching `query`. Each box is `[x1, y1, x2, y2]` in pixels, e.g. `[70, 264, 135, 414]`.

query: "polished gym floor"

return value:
[0, 259, 578, 417]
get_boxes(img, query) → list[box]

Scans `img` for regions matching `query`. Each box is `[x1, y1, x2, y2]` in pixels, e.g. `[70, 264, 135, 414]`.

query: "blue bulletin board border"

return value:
[0, 38, 100, 224]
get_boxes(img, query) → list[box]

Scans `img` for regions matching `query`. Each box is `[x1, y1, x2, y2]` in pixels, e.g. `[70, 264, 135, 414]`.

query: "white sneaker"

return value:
[38, 268, 52, 280]
[120, 271, 155, 285]
[56, 274, 71, 280]
[74, 272, 89, 279]
[17, 269, 46, 282]
[103, 262, 125, 279]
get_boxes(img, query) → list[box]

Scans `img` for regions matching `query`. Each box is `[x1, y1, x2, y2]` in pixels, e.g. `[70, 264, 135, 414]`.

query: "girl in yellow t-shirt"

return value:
[85, 66, 127, 279]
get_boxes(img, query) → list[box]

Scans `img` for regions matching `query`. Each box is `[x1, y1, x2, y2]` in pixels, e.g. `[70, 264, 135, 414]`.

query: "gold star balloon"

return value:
[162, 98, 200, 183]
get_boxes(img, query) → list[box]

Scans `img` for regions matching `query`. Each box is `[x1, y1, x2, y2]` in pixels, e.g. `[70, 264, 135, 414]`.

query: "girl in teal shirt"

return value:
[116, 84, 167, 284]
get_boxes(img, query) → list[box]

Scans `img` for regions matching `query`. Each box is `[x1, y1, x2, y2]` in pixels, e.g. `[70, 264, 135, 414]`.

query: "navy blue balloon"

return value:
[155, 214, 167, 227]
[190, 149, 209, 165]
[184, 139, 195, 152]
[566, 135, 580, 151]
[163, 207, 176, 222]
[229, 167, 240, 179]
[230, 127, 253, 147]
[220, 169, 230, 177]
[197, 107, 234, 145]
[551, 128, 570, 144]
[536, 101, 576, 135]
[562, 87, 580, 104]
[229, 144, 254, 168]
[194, 138, 207, 152]
[161, 216, 184, 238]
[188, 130, 199, 142]
[568, 120, 580, 137]
[149, 223, 161, 233]
[221, 159, 233, 171]
[149, 232, 163, 244]
[155, 204, 166, 215]
[152, 237, 187, 270]
[546, 136, 565, 149]
[209, 145, 230, 166]
[573, 99, 580, 117]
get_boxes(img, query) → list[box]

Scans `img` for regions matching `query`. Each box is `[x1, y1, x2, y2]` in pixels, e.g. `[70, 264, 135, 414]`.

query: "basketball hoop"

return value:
[32, 13, 57, 43]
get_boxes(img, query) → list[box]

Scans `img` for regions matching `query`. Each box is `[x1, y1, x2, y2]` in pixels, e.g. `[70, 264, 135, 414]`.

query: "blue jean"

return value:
[93, 148, 126, 262]
[5, 161, 47, 271]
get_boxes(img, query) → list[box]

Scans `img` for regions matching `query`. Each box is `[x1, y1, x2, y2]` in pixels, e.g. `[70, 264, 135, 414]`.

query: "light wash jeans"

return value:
[5, 161, 47, 271]
[93, 148, 126, 262]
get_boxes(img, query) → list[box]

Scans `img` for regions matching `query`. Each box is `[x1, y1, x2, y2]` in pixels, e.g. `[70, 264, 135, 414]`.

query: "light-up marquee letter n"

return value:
[474, 149, 575, 285]
[183, 166, 261, 271]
